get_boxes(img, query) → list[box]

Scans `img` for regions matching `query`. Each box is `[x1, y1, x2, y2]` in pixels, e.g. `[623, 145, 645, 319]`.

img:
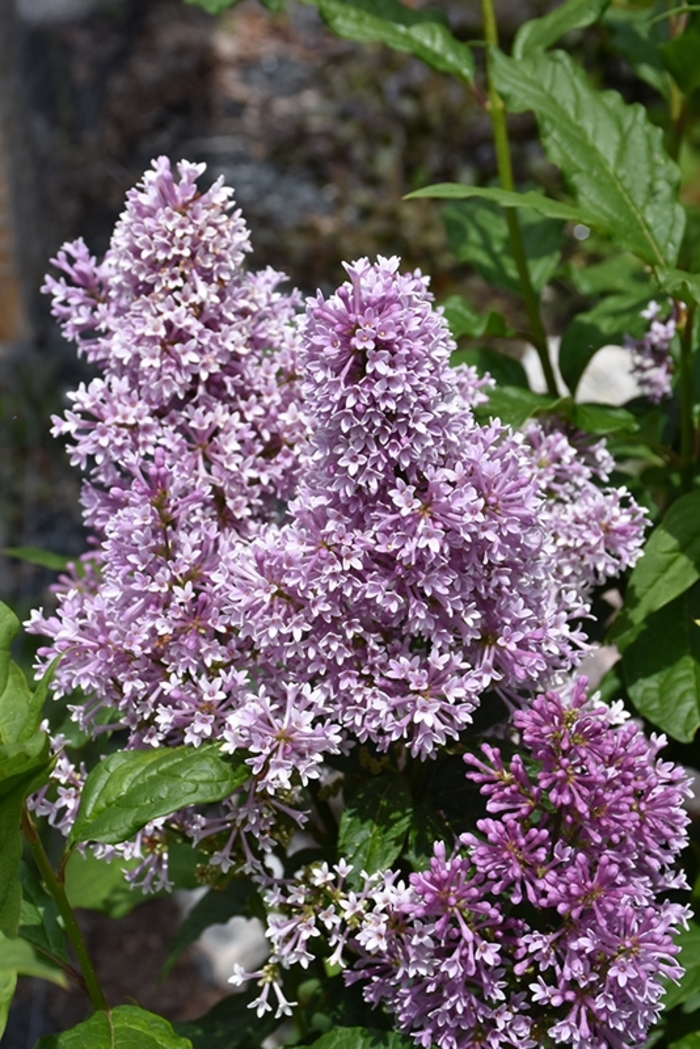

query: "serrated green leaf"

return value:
[337, 774, 412, 883]
[2, 546, 71, 571]
[35, 1004, 193, 1049]
[315, 0, 474, 81]
[662, 921, 700, 1010]
[559, 292, 649, 395]
[604, 6, 670, 98]
[442, 199, 564, 294]
[163, 877, 255, 978]
[306, 1027, 415, 1049]
[0, 602, 19, 701]
[612, 491, 700, 647]
[173, 990, 278, 1049]
[439, 295, 515, 340]
[408, 183, 579, 223]
[0, 933, 68, 987]
[492, 48, 685, 266]
[513, 0, 610, 58]
[69, 746, 249, 847]
[622, 582, 700, 740]
[19, 862, 69, 964]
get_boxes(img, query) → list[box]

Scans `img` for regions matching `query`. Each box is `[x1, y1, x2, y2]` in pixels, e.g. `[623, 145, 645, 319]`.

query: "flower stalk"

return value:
[21, 806, 109, 1012]
[480, 0, 559, 397]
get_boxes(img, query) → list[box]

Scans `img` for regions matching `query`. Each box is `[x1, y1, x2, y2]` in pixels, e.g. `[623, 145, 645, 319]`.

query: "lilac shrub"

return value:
[26, 161, 689, 1046]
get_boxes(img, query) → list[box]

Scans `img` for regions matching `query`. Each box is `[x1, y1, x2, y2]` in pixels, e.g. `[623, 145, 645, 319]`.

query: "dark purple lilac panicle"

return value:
[256, 681, 690, 1049]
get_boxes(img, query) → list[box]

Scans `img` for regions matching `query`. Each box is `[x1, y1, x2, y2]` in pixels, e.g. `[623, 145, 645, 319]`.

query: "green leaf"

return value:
[452, 347, 529, 389]
[408, 183, 580, 223]
[491, 48, 685, 266]
[306, 1028, 415, 1049]
[622, 582, 700, 740]
[19, 862, 68, 964]
[173, 989, 279, 1049]
[0, 784, 27, 941]
[612, 491, 700, 647]
[670, 1035, 700, 1049]
[662, 921, 700, 1010]
[63, 850, 144, 918]
[566, 253, 649, 296]
[474, 386, 566, 428]
[0, 732, 52, 800]
[659, 17, 700, 96]
[0, 602, 19, 709]
[2, 546, 71, 572]
[184, 0, 240, 11]
[604, 6, 670, 98]
[442, 199, 564, 294]
[514, 0, 610, 58]
[439, 295, 515, 340]
[316, 0, 474, 81]
[0, 970, 16, 1041]
[163, 877, 256, 978]
[69, 745, 249, 847]
[337, 774, 412, 883]
[657, 267, 700, 306]
[35, 1004, 193, 1049]
[0, 933, 68, 987]
[558, 292, 649, 395]
[569, 402, 638, 435]
[407, 802, 450, 872]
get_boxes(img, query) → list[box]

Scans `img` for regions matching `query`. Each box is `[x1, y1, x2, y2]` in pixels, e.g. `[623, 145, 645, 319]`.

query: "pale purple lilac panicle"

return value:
[224, 257, 646, 758]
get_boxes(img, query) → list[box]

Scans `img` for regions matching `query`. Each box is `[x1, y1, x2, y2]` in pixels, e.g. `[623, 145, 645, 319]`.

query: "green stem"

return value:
[21, 806, 109, 1012]
[480, 0, 559, 397]
[667, 81, 687, 162]
[680, 304, 696, 493]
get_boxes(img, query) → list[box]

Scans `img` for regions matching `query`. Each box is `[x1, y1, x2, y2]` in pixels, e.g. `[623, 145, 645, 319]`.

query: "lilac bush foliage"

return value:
[27, 160, 689, 1046]
[249, 681, 690, 1049]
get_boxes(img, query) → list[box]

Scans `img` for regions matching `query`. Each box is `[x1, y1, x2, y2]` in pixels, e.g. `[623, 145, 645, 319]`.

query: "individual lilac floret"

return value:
[240, 680, 690, 1049]
[224, 258, 646, 757]
[624, 299, 680, 403]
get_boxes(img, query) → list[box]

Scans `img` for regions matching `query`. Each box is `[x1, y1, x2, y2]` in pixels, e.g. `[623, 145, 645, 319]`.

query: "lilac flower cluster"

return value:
[624, 299, 680, 403]
[28, 158, 309, 868]
[245, 680, 690, 1049]
[221, 256, 646, 758]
